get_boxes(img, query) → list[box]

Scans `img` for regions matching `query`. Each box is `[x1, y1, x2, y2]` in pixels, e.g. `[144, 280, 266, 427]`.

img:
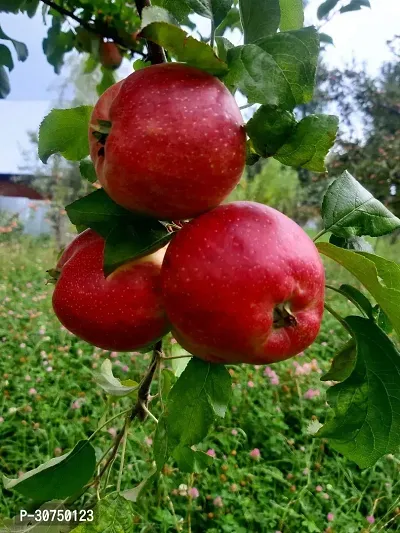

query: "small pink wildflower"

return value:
[250, 448, 261, 460]
[110, 351, 118, 358]
[231, 429, 238, 436]
[304, 389, 320, 400]
[121, 365, 129, 372]
[247, 380, 254, 388]
[0, 417, 4, 423]
[108, 427, 117, 438]
[213, 496, 223, 508]
[144, 436, 153, 446]
[46, 366, 53, 373]
[323, 493, 330, 500]
[327, 513, 334, 522]
[188, 487, 199, 499]
[28, 388, 37, 396]
[206, 449, 216, 458]
[315, 485, 323, 492]
[366, 516, 375, 524]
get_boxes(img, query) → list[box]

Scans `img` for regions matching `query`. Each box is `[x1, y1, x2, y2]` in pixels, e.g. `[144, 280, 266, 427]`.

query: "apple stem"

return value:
[313, 229, 327, 242]
[94, 340, 163, 486]
[324, 303, 352, 334]
[134, 0, 167, 64]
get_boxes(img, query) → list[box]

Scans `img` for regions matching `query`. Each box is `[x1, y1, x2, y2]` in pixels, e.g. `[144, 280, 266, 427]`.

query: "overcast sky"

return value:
[0, 0, 399, 173]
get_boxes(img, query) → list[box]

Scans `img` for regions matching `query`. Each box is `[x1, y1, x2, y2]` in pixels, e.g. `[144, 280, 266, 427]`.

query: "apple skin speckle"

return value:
[161, 202, 325, 365]
[53, 229, 170, 352]
[89, 63, 246, 221]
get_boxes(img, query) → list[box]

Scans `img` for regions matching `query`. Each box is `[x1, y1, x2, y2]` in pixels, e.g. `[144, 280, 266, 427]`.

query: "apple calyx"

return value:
[45, 268, 60, 285]
[273, 302, 297, 329]
[91, 119, 112, 155]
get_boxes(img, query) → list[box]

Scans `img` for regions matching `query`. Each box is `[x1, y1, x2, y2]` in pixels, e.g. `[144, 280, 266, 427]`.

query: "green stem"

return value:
[162, 354, 191, 361]
[88, 408, 131, 443]
[324, 303, 352, 334]
[117, 421, 130, 492]
[313, 228, 328, 242]
[210, 20, 215, 48]
[326, 284, 369, 317]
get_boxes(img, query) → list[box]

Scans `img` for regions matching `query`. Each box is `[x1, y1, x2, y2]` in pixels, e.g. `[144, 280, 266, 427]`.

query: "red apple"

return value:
[52, 229, 169, 351]
[99, 40, 123, 70]
[89, 63, 246, 220]
[161, 202, 325, 364]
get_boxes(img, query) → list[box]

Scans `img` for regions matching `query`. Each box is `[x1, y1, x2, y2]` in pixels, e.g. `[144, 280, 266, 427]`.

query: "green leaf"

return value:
[317, 242, 400, 339]
[0, 44, 13, 70]
[96, 67, 115, 97]
[93, 360, 138, 398]
[169, 342, 192, 377]
[70, 493, 133, 532]
[38, 106, 93, 164]
[274, 114, 338, 171]
[3, 440, 96, 500]
[121, 467, 157, 503]
[246, 105, 296, 157]
[152, 0, 189, 20]
[0, 25, 28, 61]
[65, 189, 129, 233]
[318, 317, 400, 468]
[0, 0, 25, 13]
[103, 221, 172, 275]
[83, 54, 98, 74]
[215, 36, 234, 62]
[22, 0, 40, 17]
[153, 358, 231, 470]
[133, 59, 151, 71]
[338, 284, 373, 318]
[215, 6, 241, 36]
[246, 140, 261, 166]
[239, 0, 280, 43]
[172, 446, 213, 473]
[209, 0, 232, 28]
[161, 368, 176, 398]
[79, 160, 97, 184]
[329, 234, 374, 253]
[340, 0, 370, 13]
[319, 33, 334, 45]
[322, 171, 400, 238]
[279, 0, 304, 31]
[321, 340, 356, 382]
[317, 0, 339, 19]
[225, 27, 319, 108]
[373, 305, 393, 335]
[42, 19, 75, 74]
[66, 189, 172, 274]
[0, 65, 10, 98]
[140, 7, 228, 76]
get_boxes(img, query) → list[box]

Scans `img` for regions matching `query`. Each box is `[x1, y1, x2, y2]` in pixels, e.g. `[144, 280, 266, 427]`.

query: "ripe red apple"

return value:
[89, 63, 246, 220]
[99, 40, 123, 70]
[161, 202, 325, 364]
[52, 229, 169, 351]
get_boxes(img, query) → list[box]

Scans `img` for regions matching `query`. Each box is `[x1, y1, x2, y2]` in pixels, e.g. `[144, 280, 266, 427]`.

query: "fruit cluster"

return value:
[52, 64, 325, 365]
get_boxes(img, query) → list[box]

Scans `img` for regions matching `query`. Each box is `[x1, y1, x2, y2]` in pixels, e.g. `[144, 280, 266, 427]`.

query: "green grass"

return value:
[0, 235, 399, 532]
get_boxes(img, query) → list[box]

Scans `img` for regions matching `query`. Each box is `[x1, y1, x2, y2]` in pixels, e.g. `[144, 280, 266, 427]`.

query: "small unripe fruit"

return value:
[99, 40, 122, 70]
